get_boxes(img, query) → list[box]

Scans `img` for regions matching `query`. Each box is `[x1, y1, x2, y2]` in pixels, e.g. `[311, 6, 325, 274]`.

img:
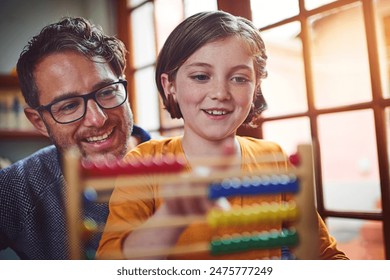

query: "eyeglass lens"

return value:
[50, 82, 126, 124]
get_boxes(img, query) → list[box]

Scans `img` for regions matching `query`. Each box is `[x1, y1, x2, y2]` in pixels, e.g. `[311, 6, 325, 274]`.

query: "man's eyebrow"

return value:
[46, 78, 117, 104]
[92, 78, 117, 90]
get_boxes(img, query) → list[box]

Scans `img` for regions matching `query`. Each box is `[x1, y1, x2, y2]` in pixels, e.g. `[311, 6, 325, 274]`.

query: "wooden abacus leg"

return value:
[64, 148, 82, 260]
[293, 144, 319, 259]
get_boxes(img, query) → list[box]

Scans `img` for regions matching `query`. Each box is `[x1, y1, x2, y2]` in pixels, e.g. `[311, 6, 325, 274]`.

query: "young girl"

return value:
[97, 11, 348, 260]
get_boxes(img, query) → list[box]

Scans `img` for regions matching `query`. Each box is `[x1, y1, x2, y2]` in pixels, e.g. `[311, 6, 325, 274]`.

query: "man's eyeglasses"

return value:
[35, 80, 128, 124]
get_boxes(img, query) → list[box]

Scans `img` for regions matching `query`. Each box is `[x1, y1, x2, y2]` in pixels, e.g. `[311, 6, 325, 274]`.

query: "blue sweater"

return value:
[0, 126, 150, 259]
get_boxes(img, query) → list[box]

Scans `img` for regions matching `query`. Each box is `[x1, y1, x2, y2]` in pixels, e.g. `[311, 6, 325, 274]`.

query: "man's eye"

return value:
[54, 100, 81, 114]
[97, 89, 116, 99]
[61, 102, 80, 111]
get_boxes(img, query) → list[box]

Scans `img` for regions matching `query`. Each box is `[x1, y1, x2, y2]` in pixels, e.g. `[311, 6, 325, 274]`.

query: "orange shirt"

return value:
[96, 136, 348, 260]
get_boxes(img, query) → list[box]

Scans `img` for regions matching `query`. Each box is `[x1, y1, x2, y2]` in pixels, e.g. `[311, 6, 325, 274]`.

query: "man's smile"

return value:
[85, 128, 114, 143]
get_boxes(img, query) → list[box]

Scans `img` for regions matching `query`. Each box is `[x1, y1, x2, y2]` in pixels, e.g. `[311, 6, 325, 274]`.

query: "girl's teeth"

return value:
[206, 110, 227, 116]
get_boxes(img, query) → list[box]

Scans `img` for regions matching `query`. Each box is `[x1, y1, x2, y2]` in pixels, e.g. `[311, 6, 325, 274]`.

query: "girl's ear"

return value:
[160, 73, 182, 119]
[24, 108, 50, 137]
[161, 73, 176, 97]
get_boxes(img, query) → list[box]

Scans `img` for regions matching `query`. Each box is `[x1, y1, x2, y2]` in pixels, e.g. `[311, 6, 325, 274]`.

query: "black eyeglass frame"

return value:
[35, 79, 128, 124]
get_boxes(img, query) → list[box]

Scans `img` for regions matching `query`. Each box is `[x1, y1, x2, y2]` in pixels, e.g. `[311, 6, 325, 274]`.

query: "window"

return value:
[252, 0, 390, 259]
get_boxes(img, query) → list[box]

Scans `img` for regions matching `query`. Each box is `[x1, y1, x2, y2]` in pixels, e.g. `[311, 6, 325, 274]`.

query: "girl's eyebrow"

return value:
[184, 62, 212, 69]
[230, 65, 254, 72]
[184, 63, 253, 71]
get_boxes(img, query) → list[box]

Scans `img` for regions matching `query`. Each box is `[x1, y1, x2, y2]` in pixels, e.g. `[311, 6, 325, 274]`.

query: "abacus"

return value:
[64, 144, 319, 259]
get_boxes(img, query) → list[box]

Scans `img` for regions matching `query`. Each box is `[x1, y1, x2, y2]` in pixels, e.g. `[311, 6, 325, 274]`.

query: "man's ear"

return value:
[24, 108, 50, 137]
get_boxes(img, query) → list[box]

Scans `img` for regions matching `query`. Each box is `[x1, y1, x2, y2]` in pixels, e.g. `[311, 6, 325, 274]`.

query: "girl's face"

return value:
[162, 36, 257, 142]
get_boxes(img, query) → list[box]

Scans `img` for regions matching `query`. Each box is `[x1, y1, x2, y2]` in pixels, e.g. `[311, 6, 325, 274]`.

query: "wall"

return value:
[0, 0, 116, 74]
[0, 0, 117, 164]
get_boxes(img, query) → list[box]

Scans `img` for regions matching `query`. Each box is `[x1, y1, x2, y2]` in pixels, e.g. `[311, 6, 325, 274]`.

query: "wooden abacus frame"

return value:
[64, 144, 319, 260]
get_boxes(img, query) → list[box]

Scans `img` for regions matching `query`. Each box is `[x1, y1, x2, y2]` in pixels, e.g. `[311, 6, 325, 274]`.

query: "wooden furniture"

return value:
[64, 144, 319, 259]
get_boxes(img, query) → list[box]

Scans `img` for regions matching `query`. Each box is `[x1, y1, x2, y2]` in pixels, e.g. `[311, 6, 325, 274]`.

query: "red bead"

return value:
[289, 154, 300, 166]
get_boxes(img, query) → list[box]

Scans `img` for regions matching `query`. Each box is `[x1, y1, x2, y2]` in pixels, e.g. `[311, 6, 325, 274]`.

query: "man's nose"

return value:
[82, 99, 108, 127]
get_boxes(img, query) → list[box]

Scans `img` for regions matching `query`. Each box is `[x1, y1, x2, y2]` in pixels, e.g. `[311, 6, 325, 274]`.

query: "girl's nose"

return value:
[209, 79, 231, 100]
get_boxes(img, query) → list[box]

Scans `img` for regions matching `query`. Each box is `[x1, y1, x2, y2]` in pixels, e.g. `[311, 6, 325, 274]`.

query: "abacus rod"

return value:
[98, 229, 299, 259]
[127, 242, 211, 259]
[83, 152, 288, 176]
[94, 214, 204, 233]
[88, 202, 298, 232]
[188, 152, 287, 167]
[84, 166, 302, 192]
[96, 242, 211, 260]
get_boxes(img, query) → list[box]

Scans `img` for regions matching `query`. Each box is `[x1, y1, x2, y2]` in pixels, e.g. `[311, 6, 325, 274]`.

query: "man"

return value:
[0, 17, 150, 259]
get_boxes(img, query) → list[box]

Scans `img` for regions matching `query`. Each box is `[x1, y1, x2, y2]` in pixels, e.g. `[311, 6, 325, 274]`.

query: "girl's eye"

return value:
[191, 74, 209, 81]
[232, 76, 249, 83]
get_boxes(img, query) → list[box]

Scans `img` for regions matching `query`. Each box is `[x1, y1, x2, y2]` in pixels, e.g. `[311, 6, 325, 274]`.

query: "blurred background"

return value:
[0, 0, 389, 260]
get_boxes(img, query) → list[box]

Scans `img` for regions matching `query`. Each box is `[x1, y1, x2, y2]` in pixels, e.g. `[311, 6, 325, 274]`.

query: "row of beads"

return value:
[210, 228, 298, 255]
[208, 174, 299, 199]
[81, 155, 185, 177]
[207, 201, 298, 227]
[82, 175, 299, 202]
